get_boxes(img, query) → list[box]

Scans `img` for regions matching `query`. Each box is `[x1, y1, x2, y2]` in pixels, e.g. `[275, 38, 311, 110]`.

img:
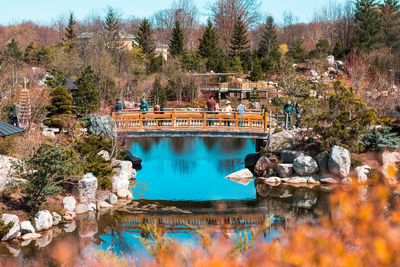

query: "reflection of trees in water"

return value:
[172, 159, 197, 175]
[169, 138, 194, 154]
[203, 137, 218, 150]
[135, 138, 161, 152]
[219, 138, 248, 154]
[216, 159, 242, 175]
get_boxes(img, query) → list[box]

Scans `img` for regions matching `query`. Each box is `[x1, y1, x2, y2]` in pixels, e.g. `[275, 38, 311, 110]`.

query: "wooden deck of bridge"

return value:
[112, 109, 272, 138]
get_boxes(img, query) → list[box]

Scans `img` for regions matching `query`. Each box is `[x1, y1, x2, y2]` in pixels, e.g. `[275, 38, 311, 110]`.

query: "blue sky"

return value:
[0, 0, 347, 26]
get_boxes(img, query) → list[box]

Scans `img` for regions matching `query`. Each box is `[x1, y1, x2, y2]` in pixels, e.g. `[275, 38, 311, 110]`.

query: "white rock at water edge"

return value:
[117, 188, 134, 199]
[52, 212, 62, 226]
[1, 214, 20, 241]
[20, 221, 35, 234]
[355, 165, 371, 184]
[225, 168, 253, 179]
[64, 211, 76, 221]
[78, 173, 98, 204]
[63, 196, 76, 212]
[328, 145, 351, 179]
[35, 210, 53, 232]
[75, 204, 89, 214]
[293, 156, 319, 176]
[276, 163, 294, 178]
[21, 233, 41, 241]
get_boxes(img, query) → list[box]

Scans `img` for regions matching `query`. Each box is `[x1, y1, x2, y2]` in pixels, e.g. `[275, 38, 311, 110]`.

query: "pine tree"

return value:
[379, 0, 400, 50]
[4, 38, 22, 60]
[74, 66, 101, 114]
[150, 76, 167, 106]
[136, 18, 156, 58]
[169, 20, 184, 57]
[361, 127, 400, 150]
[64, 13, 77, 42]
[258, 16, 277, 58]
[333, 41, 343, 59]
[44, 86, 73, 129]
[286, 38, 306, 63]
[24, 42, 37, 64]
[104, 7, 123, 52]
[198, 18, 220, 59]
[354, 0, 381, 51]
[229, 17, 250, 60]
[249, 58, 263, 81]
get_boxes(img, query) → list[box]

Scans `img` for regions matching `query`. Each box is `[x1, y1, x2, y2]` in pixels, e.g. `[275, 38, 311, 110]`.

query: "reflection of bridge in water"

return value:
[113, 109, 271, 139]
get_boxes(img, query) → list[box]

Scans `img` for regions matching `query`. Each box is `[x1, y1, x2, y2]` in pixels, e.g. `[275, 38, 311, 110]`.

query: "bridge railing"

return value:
[112, 110, 269, 132]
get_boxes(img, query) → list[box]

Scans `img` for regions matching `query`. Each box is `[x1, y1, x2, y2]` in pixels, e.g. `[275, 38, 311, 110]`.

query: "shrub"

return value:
[360, 127, 400, 150]
[18, 144, 82, 212]
[0, 220, 13, 240]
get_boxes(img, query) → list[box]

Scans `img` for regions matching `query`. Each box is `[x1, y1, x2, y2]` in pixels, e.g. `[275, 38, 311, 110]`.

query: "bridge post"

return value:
[139, 113, 142, 129]
[264, 111, 268, 132]
[171, 111, 176, 128]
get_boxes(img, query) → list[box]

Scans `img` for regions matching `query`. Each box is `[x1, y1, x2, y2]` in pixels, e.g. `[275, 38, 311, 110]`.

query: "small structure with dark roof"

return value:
[0, 121, 24, 137]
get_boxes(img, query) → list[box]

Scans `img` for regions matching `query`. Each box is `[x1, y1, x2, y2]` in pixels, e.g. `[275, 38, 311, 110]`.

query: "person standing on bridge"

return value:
[237, 100, 246, 127]
[206, 95, 217, 126]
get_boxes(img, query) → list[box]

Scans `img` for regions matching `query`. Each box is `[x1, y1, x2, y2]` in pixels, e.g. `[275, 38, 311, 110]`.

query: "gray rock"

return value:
[78, 173, 98, 204]
[117, 189, 133, 199]
[1, 214, 20, 241]
[107, 193, 118, 204]
[244, 153, 260, 169]
[355, 165, 371, 184]
[63, 196, 76, 212]
[293, 156, 319, 175]
[97, 150, 111, 161]
[293, 188, 318, 209]
[75, 204, 89, 215]
[64, 221, 76, 233]
[276, 163, 294, 178]
[268, 131, 296, 152]
[328, 145, 351, 178]
[316, 151, 329, 174]
[35, 210, 53, 232]
[52, 212, 62, 226]
[81, 115, 117, 139]
[327, 55, 335, 65]
[280, 150, 305, 163]
[226, 168, 253, 179]
[0, 155, 18, 191]
[21, 233, 41, 241]
[254, 155, 271, 177]
[20, 221, 35, 234]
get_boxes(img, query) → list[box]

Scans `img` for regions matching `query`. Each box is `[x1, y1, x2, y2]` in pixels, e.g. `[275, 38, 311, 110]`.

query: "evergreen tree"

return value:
[74, 66, 101, 114]
[4, 38, 22, 61]
[229, 17, 250, 60]
[230, 56, 244, 75]
[135, 18, 156, 58]
[286, 38, 306, 63]
[249, 59, 263, 81]
[64, 13, 77, 42]
[333, 41, 343, 59]
[45, 69, 67, 88]
[150, 76, 167, 106]
[198, 18, 220, 59]
[354, 0, 381, 51]
[258, 16, 277, 58]
[44, 86, 73, 129]
[379, 0, 400, 50]
[24, 42, 37, 64]
[169, 20, 184, 57]
[103, 7, 123, 52]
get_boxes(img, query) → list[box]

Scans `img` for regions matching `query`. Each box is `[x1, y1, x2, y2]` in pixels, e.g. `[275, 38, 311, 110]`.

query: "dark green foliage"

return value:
[24, 42, 37, 64]
[4, 38, 22, 61]
[198, 18, 221, 70]
[45, 69, 67, 88]
[169, 20, 184, 57]
[74, 66, 100, 115]
[74, 134, 114, 189]
[18, 144, 81, 212]
[396, 106, 400, 112]
[44, 86, 73, 129]
[36, 46, 51, 66]
[360, 127, 400, 150]
[258, 16, 277, 58]
[249, 89, 261, 102]
[333, 41, 343, 59]
[286, 38, 306, 63]
[314, 82, 377, 151]
[307, 39, 331, 59]
[64, 13, 77, 43]
[380, 0, 400, 49]
[0, 220, 13, 240]
[249, 59, 263, 81]
[181, 49, 203, 71]
[150, 76, 167, 106]
[229, 17, 250, 62]
[136, 19, 156, 59]
[354, 0, 381, 51]
[351, 158, 364, 168]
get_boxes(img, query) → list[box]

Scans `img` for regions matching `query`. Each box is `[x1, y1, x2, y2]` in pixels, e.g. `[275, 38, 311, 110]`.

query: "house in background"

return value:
[77, 31, 168, 61]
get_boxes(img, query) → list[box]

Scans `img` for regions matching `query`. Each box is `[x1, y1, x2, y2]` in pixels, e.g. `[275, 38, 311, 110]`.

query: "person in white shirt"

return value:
[223, 101, 232, 114]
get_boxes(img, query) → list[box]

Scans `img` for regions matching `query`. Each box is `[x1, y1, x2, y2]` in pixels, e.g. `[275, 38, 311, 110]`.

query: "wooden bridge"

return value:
[112, 109, 272, 139]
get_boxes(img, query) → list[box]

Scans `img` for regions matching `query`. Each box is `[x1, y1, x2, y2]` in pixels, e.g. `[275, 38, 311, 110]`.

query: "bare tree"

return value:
[209, 0, 262, 53]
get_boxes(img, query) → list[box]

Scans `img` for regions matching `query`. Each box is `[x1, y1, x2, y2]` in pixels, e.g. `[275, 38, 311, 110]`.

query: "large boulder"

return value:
[63, 196, 76, 212]
[355, 165, 371, 184]
[75, 204, 89, 215]
[97, 150, 111, 161]
[280, 150, 305, 163]
[328, 145, 351, 178]
[254, 155, 271, 177]
[52, 212, 62, 226]
[81, 115, 117, 139]
[268, 131, 296, 152]
[293, 156, 319, 176]
[34, 210, 53, 232]
[112, 160, 135, 193]
[78, 173, 98, 204]
[117, 188, 134, 199]
[120, 150, 142, 170]
[0, 155, 18, 190]
[226, 168, 253, 180]
[276, 164, 294, 178]
[21, 233, 41, 241]
[20, 221, 35, 234]
[316, 151, 329, 174]
[244, 153, 260, 169]
[327, 55, 335, 65]
[1, 214, 20, 241]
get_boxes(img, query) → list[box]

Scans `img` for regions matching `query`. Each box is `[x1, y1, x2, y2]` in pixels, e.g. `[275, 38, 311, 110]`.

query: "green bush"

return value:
[74, 134, 114, 189]
[0, 220, 14, 240]
[360, 127, 400, 151]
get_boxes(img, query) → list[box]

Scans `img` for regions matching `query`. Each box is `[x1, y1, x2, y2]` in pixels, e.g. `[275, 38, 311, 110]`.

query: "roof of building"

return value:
[0, 121, 24, 137]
